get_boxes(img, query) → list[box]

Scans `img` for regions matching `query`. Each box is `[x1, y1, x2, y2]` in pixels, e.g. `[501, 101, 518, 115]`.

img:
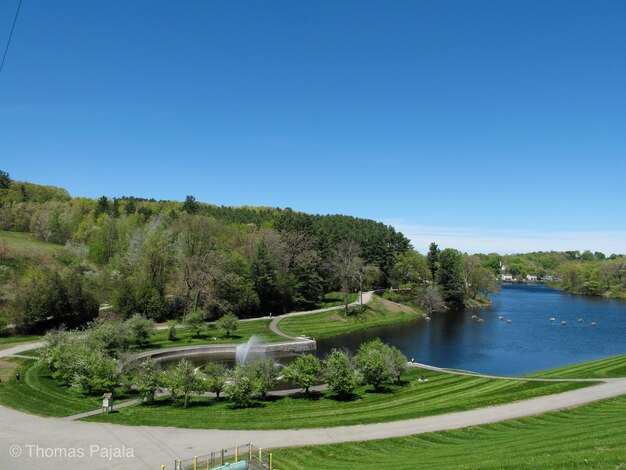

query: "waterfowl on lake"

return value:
[549, 317, 556, 322]
[506, 319, 513, 323]
[577, 319, 584, 323]
[425, 316, 431, 321]
[591, 322, 598, 326]
[498, 315, 504, 320]
[561, 320, 567, 326]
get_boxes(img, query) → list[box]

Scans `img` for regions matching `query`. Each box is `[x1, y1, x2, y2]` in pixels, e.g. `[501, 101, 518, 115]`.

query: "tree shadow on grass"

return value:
[364, 385, 396, 395]
[298, 390, 324, 401]
[228, 401, 267, 410]
[327, 392, 361, 402]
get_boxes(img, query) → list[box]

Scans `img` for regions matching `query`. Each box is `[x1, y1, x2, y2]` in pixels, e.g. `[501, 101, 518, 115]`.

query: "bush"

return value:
[251, 358, 279, 399]
[354, 338, 394, 391]
[354, 338, 408, 390]
[167, 320, 177, 341]
[0, 313, 8, 337]
[216, 312, 239, 337]
[204, 363, 228, 401]
[323, 349, 360, 398]
[125, 313, 154, 346]
[164, 359, 206, 408]
[183, 308, 206, 338]
[283, 354, 321, 395]
[226, 364, 255, 408]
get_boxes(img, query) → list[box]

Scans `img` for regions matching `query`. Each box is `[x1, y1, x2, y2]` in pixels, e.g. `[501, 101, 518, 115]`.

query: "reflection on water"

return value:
[317, 284, 626, 375]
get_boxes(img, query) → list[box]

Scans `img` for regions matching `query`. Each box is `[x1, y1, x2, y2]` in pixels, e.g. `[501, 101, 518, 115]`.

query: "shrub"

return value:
[283, 354, 321, 395]
[323, 349, 360, 398]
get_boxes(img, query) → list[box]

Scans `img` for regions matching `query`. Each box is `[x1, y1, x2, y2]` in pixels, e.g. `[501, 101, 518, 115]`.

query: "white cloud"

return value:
[386, 222, 626, 255]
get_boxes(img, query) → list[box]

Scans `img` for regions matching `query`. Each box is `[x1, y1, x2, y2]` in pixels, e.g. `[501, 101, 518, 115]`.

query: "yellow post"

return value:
[249, 442, 252, 461]
[259, 448, 262, 461]
[161, 466, 165, 470]
[206, 457, 209, 470]
[193, 455, 198, 470]
[269, 453, 273, 469]
[235, 446, 239, 462]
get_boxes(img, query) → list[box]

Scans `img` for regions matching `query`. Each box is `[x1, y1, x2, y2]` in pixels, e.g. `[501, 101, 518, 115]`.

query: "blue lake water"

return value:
[316, 284, 626, 375]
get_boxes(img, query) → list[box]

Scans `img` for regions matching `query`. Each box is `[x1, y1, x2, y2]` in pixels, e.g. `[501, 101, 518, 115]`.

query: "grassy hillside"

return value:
[272, 393, 626, 469]
[277, 294, 423, 339]
[0, 230, 64, 262]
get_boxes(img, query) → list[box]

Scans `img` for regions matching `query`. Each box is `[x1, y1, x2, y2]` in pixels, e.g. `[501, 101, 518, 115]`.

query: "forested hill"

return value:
[0, 172, 410, 331]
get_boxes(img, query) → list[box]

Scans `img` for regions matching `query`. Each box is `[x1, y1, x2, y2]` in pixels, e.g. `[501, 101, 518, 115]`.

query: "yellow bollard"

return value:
[235, 446, 239, 462]
[161, 466, 165, 470]
[194, 455, 198, 470]
[269, 453, 273, 469]
[259, 448, 262, 461]
[249, 442, 252, 461]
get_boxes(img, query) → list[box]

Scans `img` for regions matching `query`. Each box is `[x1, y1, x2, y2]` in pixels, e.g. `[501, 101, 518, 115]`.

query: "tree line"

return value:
[0, 171, 412, 333]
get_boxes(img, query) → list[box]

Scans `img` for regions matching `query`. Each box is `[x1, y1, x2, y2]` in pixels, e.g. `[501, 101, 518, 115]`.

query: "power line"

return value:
[0, 0, 23, 75]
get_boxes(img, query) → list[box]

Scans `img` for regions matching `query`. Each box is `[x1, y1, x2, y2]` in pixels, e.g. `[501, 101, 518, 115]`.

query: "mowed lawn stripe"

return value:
[272, 395, 626, 469]
[529, 353, 626, 379]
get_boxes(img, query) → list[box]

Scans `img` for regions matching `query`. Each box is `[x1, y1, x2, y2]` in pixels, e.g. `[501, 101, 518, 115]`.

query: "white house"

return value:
[501, 274, 514, 282]
[526, 274, 538, 282]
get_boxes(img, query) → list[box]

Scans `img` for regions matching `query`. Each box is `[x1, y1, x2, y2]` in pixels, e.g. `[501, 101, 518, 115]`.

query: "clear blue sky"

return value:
[1, 1, 625, 253]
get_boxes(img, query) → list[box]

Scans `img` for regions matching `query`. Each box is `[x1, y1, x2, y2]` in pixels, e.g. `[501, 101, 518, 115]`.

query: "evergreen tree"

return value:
[436, 248, 466, 309]
[0, 170, 10, 189]
[427, 242, 440, 281]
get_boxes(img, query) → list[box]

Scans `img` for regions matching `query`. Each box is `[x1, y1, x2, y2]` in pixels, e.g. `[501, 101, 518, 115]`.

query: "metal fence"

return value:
[171, 443, 274, 470]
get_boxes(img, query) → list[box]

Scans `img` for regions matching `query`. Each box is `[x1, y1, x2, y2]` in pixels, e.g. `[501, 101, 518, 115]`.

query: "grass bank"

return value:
[315, 292, 358, 309]
[0, 230, 64, 260]
[0, 359, 136, 417]
[83, 367, 589, 430]
[271, 393, 626, 469]
[528, 353, 626, 379]
[277, 294, 423, 340]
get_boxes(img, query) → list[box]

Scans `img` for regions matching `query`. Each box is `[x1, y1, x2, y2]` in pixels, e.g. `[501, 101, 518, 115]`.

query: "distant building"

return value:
[501, 274, 514, 282]
[526, 274, 538, 282]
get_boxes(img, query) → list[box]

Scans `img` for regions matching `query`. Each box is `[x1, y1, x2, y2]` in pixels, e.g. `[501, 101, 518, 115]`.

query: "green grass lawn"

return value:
[83, 367, 590, 430]
[0, 335, 41, 350]
[277, 294, 423, 339]
[0, 230, 64, 260]
[315, 292, 358, 308]
[271, 394, 626, 469]
[139, 320, 284, 351]
[0, 359, 137, 417]
[528, 353, 626, 379]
